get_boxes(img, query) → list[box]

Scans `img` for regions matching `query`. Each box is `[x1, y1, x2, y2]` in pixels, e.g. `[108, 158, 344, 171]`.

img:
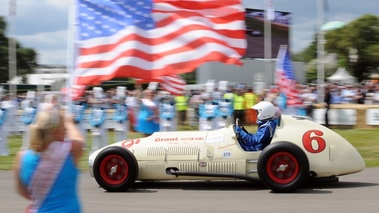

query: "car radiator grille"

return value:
[145, 163, 166, 175]
[179, 163, 200, 172]
[207, 162, 236, 173]
[146, 147, 166, 156]
[146, 146, 200, 156]
[167, 146, 199, 155]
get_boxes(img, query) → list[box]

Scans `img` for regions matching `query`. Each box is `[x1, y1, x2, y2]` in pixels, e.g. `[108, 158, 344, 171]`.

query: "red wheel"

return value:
[93, 147, 138, 192]
[266, 152, 299, 184]
[258, 142, 309, 193]
[99, 155, 129, 185]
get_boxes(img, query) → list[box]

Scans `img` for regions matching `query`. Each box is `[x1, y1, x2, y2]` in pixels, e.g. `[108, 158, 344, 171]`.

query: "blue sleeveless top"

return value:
[20, 150, 81, 213]
[136, 103, 159, 134]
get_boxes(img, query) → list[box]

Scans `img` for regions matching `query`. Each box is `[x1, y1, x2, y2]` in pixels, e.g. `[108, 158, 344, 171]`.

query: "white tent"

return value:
[327, 67, 357, 84]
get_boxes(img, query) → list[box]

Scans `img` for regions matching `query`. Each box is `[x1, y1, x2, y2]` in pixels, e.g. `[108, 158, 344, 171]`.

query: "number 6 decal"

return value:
[302, 130, 326, 153]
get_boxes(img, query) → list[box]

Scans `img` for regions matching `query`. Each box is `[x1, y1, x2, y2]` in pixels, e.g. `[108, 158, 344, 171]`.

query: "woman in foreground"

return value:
[13, 109, 85, 213]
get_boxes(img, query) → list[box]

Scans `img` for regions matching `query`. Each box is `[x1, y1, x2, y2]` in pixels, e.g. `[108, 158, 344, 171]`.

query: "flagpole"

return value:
[8, 0, 17, 99]
[264, 0, 273, 86]
[65, 0, 78, 109]
[317, 0, 325, 103]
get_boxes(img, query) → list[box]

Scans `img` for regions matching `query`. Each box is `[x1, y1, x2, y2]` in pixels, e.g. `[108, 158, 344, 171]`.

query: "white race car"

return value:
[88, 115, 365, 193]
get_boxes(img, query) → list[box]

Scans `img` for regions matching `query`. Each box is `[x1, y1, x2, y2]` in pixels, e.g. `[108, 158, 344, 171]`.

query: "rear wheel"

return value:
[93, 147, 138, 192]
[257, 142, 309, 193]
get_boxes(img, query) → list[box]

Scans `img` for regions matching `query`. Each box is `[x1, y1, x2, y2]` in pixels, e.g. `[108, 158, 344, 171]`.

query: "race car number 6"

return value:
[302, 130, 326, 153]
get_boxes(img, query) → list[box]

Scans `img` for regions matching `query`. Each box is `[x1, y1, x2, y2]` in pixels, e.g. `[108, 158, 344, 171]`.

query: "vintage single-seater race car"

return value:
[88, 115, 365, 193]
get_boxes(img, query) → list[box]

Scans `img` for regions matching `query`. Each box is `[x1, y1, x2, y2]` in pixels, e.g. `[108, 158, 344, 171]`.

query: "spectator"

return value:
[212, 88, 222, 100]
[356, 87, 365, 104]
[125, 90, 139, 132]
[363, 82, 376, 104]
[175, 93, 189, 125]
[0, 94, 17, 156]
[244, 87, 258, 125]
[233, 88, 246, 125]
[223, 87, 234, 100]
[198, 92, 218, 130]
[341, 85, 357, 103]
[301, 86, 317, 118]
[111, 87, 129, 142]
[135, 89, 159, 136]
[331, 89, 343, 104]
[87, 87, 109, 152]
[159, 91, 176, 131]
[276, 92, 287, 112]
[324, 85, 332, 128]
[14, 110, 84, 212]
[39, 94, 61, 111]
[72, 96, 88, 148]
[373, 84, 379, 104]
[20, 92, 38, 150]
[188, 90, 203, 125]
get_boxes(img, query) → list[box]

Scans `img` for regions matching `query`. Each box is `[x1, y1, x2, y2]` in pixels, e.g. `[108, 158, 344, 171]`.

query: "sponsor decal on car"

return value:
[121, 139, 140, 149]
[217, 143, 235, 150]
[153, 137, 205, 143]
[206, 135, 224, 143]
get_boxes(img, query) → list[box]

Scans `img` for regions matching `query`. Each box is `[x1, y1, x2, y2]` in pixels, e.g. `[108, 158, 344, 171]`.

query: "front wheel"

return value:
[257, 142, 309, 193]
[93, 147, 139, 192]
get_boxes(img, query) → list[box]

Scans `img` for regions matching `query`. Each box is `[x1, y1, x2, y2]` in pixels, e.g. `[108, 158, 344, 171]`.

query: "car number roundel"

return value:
[122, 139, 140, 149]
[302, 130, 326, 154]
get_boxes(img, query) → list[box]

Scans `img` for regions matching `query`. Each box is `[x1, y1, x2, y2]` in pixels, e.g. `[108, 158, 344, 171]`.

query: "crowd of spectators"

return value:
[0, 80, 378, 155]
[7, 80, 379, 125]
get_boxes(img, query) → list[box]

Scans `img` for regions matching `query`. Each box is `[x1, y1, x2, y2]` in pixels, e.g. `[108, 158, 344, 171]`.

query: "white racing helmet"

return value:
[253, 101, 275, 120]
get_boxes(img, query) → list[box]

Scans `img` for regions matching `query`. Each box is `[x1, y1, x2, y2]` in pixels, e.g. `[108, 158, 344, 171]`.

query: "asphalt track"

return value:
[1, 168, 378, 213]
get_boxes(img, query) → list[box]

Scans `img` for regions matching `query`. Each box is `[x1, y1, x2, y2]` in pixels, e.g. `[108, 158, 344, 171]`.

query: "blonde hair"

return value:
[29, 110, 63, 152]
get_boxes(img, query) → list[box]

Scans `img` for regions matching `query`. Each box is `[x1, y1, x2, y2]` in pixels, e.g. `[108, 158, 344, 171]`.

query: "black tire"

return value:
[93, 147, 139, 192]
[257, 142, 309, 193]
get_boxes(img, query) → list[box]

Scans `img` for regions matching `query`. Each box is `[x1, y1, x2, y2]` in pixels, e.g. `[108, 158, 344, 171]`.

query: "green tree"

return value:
[325, 14, 379, 81]
[0, 16, 37, 84]
[293, 32, 338, 83]
[292, 32, 318, 63]
[293, 14, 379, 83]
[181, 69, 196, 84]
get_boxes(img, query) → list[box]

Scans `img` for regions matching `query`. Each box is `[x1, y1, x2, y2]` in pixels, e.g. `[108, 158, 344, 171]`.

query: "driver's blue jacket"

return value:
[235, 119, 277, 151]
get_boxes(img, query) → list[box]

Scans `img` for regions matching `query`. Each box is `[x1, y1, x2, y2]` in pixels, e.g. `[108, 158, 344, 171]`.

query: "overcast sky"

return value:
[0, 0, 378, 65]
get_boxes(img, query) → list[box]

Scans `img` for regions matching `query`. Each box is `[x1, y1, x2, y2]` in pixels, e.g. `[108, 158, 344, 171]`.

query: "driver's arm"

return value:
[235, 126, 270, 151]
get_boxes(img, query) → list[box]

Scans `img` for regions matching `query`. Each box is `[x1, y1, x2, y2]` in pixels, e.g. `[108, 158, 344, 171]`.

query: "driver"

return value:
[235, 101, 277, 151]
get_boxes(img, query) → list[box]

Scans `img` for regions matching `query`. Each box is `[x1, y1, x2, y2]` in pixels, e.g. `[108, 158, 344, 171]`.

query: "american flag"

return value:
[61, 85, 87, 101]
[157, 74, 186, 96]
[275, 45, 303, 105]
[75, 0, 247, 86]
[136, 74, 186, 96]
